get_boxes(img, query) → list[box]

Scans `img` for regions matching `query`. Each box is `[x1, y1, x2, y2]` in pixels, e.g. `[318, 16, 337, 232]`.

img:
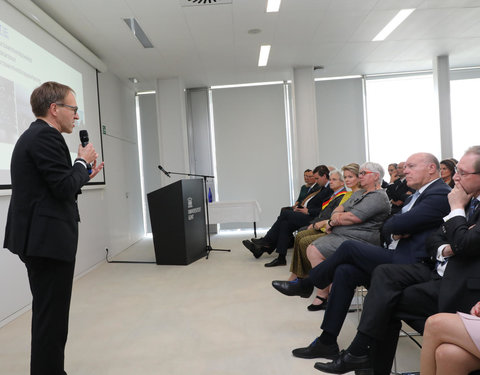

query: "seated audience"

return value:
[440, 158, 456, 188]
[304, 162, 391, 309]
[293, 169, 317, 207]
[288, 164, 360, 282]
[242, 165, 332, 267]
[420, 301, 480, 375]
[302, 146, 480, 375]
[272, 152, 451, 360]
[387, 163, 399, 184]
[386, 161, 415, 215]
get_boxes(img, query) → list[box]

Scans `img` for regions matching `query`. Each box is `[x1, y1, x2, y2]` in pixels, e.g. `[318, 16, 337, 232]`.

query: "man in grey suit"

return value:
[3, 81, 103, 375]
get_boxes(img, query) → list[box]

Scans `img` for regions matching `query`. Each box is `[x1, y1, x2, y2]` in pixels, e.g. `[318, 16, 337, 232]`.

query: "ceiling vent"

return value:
[179, 0, 233, 6]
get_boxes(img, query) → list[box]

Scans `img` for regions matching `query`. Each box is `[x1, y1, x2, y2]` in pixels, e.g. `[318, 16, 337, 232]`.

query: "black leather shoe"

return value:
[251, 237, 268, 246]
[242, 240, 264, 258]
[307, 296, 328, 311]
[292, 337, 339, 359]
[271, 279, 314, 298]
[314, 350, 372, 374]
[264, 247, 275, 254]
[251, 238, 275, 254]
[264, 258, 287, 267]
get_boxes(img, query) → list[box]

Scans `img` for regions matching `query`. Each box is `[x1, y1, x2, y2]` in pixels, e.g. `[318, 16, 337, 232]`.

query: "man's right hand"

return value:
[448, 184, 472, 211]
[470, 301, 480, 317]
[77, 143, 98, 164]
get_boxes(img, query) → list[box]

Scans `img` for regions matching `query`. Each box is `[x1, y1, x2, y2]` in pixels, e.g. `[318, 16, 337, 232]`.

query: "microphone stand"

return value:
[158, 167, 230, 259]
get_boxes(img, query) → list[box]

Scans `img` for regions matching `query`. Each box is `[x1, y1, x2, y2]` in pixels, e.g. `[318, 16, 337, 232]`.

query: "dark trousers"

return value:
[23, 256, 75, 375]
[358, 262, 439, 375]
[264, 209, 312, 255]
[307, 240, 395, 337]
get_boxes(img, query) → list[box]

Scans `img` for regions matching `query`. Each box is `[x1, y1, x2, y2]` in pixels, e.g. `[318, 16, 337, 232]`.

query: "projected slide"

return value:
[0, 19, 95, 186]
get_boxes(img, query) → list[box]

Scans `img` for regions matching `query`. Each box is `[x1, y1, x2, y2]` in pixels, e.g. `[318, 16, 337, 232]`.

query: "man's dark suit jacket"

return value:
[382, 178, 451, 264]
[304, 184, 333, 218]
[311, 188, 348, 225]
[386, 178, 415, 215]
[427, 205, 480, 313]
[296, 183, 320, 204]
[3, 119, 90, 262]
[386, 178, 414, 201]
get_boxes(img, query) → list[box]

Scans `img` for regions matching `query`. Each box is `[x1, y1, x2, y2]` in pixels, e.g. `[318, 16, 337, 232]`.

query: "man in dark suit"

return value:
[243, 165, 332, 267]
[386, 161, 415, 215]
[272, 152, 451, 360]
[293, 169, 318, 207]
[3, 82, 104, 375]
[311, 146, 480, 375]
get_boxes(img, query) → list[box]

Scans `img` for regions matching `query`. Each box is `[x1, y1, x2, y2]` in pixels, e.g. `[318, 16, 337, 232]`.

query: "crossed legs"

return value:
[421, 313, 480, 375]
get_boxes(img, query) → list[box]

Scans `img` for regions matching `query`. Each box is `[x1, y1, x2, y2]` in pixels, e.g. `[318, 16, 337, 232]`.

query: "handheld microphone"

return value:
[158, 165, 171, 178]
[79, 130, 89, 147]
[79, 130, 92, 174]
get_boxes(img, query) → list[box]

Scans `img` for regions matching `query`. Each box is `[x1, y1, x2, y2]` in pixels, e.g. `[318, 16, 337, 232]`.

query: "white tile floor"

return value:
[0, 233, 421, 374]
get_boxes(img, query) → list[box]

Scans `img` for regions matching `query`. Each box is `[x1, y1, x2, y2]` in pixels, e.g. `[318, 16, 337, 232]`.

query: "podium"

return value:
[147, 179, 207, 265]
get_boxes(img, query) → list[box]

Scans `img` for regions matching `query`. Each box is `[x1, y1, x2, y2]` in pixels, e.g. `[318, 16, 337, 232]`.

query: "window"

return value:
[450, 76, 480, 158]
[365, 74, 441, 170]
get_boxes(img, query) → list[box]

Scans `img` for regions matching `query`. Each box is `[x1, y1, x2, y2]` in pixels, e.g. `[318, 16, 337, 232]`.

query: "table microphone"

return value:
[79, 130, 92, 174]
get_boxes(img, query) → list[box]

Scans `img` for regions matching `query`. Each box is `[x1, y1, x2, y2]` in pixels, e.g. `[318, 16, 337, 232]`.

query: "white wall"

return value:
[97, 71, 144, 256]
[291, 67, 320, 193]
[138, 93, 162, 233]
[155, 77, 190, 186]
[0, 71, 144, 325]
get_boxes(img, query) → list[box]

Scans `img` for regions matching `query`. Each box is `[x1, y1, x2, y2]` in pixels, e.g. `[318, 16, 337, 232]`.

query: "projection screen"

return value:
[0, 1, 105, 188]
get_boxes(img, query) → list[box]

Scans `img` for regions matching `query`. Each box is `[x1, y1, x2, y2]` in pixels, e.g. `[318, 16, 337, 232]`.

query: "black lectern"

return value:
[147, 179, 207, 265]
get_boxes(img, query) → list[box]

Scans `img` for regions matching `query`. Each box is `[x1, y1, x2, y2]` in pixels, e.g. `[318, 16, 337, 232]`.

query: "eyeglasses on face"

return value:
[359, 170, 375, 176]
[455, 167, 480, 177]
[55, 102, 78, 115]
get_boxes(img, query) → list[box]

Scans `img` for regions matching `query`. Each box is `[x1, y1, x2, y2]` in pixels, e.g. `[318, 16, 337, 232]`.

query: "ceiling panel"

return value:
[313, 11, 370, 43]
[23, 0, 480, 87]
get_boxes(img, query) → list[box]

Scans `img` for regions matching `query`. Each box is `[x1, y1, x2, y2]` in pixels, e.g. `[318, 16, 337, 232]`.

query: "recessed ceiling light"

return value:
[258, 45, 271, 67]
[372, 9, 415, 42]
[266, 0, 281, 13]
[248, 28, 262, 35]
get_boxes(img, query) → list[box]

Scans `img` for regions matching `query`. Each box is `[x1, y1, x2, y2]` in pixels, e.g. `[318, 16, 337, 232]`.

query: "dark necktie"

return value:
[467, 198, 479, 221]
